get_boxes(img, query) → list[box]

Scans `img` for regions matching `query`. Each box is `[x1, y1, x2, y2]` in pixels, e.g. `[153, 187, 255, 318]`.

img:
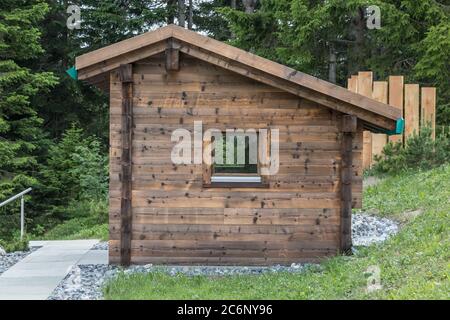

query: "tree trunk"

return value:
[348, 7, 366, 75]
[329, 44, 337, 84]
[167, 0, 176, 24]
[188, 0, 193, 30]
[231, 0, 237, 9]
[242, 0, 257, 13]
[178, 0, 186, 27]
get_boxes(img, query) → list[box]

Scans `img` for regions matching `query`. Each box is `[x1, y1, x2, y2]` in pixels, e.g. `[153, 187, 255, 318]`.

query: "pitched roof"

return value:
[75, 24, 401, 131]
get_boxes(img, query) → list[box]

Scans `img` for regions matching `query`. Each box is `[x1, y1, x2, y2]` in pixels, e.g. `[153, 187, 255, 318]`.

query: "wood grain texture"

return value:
[388, 76, 404, 143]
[347, 76, 358, 93]
[371, 81, 388, 160]
[340, 116, 356, 252]
[119, 64, 133, 266]
[165, 38, 180, 71]
[108, 54, 364, 265]
[404, 84, 420, 140]
[77, 25, 400, 131]
[421, 87, 436, 140]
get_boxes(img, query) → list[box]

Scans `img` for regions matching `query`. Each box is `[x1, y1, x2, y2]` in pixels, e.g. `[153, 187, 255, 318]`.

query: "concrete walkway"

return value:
[0, 240, 101, 300]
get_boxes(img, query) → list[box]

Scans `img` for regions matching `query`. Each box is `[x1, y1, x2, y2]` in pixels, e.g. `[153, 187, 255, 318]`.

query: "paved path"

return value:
[0, 240, 103, 300]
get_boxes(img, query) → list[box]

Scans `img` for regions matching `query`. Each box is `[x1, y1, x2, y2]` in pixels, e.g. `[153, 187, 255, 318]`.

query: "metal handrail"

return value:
[0, 188, 32, 240]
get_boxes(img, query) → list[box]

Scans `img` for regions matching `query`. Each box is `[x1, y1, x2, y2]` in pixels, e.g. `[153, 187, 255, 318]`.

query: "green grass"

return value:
[103, 165, 450, 300]
[40, 216, 108, 241]
[38, 199, 108, 241]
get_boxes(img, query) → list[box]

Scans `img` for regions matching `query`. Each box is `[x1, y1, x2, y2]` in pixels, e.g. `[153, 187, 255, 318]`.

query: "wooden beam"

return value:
[357, 72, 373, 170]
[76, 26, 173, 70]
[340, 115, 356, 253]
[119, 64, 133, 266]
[165, 38, 180, 71]
[342, 114, 357, 133]
[78, 42, 166, 81]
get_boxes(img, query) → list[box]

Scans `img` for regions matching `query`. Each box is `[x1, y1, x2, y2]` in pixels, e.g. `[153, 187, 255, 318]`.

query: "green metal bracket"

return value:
[385, 118, 404, 135]
[66, 66, 78, 80]
[363, 118, 404, 135]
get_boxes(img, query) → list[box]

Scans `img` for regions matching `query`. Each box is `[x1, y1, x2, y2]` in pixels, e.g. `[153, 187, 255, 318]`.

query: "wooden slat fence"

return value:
[348, 72, 437, 170]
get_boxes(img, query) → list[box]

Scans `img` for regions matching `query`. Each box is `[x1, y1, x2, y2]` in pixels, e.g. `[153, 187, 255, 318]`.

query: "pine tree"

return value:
[0, 0, 57, 239]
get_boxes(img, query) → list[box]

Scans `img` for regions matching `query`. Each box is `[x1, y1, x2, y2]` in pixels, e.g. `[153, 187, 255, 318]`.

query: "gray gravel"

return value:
[48, 264, 117, 300]
[91, 242, 108, 250]
[352, 213, 399, 246]
[47, 263, 314, 300]
[48, 213, 399, 300]
[0, 247, 39, 276]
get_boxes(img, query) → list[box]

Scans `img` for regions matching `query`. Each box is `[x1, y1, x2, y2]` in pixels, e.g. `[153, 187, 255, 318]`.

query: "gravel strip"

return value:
[47, 263, 313, 300]
[91, 242, 108, 250]
[0, 247, 39, 276]
[48, 264, 117, 300]
[48, 213, 399, 300]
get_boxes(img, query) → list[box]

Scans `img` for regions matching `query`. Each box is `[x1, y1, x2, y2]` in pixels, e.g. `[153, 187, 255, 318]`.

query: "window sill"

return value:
[211, 176, 262, 183]
[203, 182, 269, 189]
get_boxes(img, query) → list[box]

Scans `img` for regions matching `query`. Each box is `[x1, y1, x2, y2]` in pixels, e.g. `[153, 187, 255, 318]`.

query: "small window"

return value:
[203, 131, 267, 187]
[213, 133, 258, 175]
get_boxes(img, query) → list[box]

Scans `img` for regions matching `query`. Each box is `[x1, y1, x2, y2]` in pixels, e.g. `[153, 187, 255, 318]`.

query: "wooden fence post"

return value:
[371, 81, 388, 158]
[421, 87, 437, 140]
[404, 84, 420, 140]
[347, 72, 436, 169]
[119, 64, 133, 266]
[388, 76, 404, 143]
[347, 75, 358, 93]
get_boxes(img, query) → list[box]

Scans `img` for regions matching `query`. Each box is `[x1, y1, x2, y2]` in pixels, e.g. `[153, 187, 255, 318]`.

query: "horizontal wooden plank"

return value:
[113, 248, 335, 259]
[112, 94, 316, 110]
[110, 123, 340, 133]
[109, 164, 348, 176]
[111, 105, 331, 119]
[110, 214, 339, 226]
[110, 140, 362, 151]
[110, 196, 341, 209]
[109, 180, 352, 193]
[109, 254, 334, 265]
[109, 172, 362, 183]
[111, 189, 340, 200]
[110, 153, 361, 165]
[109, 224, 339, 241]
[111, 239, 338, 251]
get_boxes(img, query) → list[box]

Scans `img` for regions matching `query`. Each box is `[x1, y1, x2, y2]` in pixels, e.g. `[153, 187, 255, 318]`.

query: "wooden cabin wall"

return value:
[108, 53, 363, 265]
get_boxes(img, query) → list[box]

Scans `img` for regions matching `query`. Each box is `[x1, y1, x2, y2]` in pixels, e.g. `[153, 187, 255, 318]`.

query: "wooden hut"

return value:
[74, 25, 402, 266]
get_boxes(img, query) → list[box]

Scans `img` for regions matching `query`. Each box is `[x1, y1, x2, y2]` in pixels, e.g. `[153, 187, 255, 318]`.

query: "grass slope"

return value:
[40, 216, 108, 241]
[39, 200, 109, 241]
[103, 165, 450, 299]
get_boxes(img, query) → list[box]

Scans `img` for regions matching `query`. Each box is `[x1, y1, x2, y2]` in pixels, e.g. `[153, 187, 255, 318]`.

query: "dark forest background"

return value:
[1, 0, 449, 244]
